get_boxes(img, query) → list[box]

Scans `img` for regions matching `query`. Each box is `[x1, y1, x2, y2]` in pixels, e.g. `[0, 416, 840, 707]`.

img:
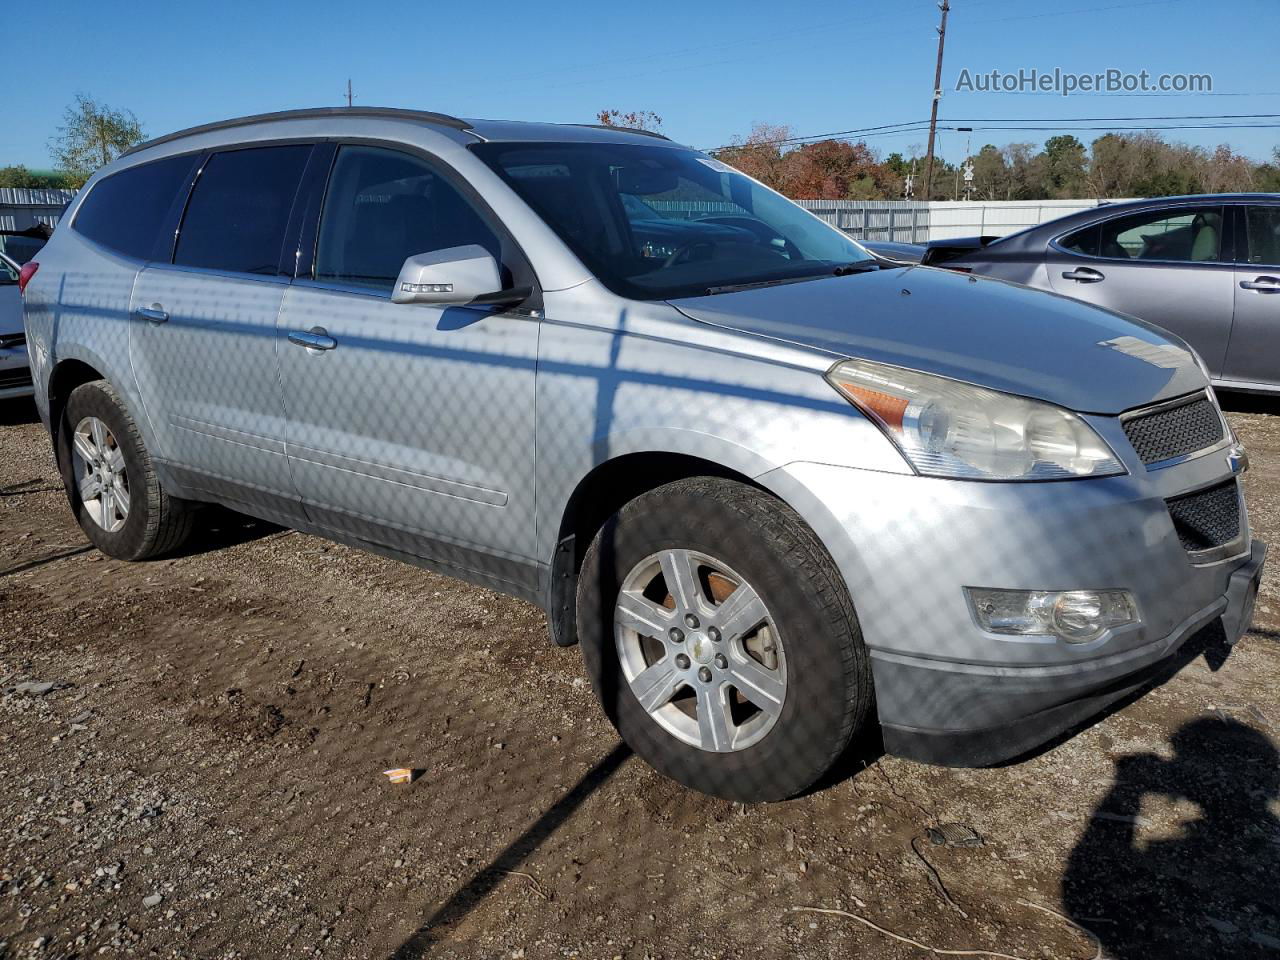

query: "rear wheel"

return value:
[577, 477, 872, 802]
[58, 380, 194, 560]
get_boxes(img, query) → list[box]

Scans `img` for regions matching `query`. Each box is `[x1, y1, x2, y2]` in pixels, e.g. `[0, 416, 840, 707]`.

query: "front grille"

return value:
[0, 332, 26, 350]
[0, 367, 33, 390]
[1165, 479, 1241, 553]
[1122, 393, 1224, 466]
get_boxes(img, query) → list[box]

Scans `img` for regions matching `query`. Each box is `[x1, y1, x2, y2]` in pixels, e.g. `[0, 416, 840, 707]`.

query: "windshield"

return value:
[471, 141, 874, 300]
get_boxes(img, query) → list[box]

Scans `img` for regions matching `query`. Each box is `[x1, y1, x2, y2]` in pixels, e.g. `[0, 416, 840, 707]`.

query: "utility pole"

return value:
[922, 0, 950, 201]
[958, 126, 975, 201]
[345, 78, 355, 108]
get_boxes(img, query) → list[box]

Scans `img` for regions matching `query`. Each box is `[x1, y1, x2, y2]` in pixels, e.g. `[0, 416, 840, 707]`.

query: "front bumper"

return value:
[756, 434, 1262, 767]
[878, 539, 1265, 765]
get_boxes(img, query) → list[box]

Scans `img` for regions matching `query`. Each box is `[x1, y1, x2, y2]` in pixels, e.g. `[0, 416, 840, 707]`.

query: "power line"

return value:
[515, 0, 1189, 94]
[705, 113, 1280, 152]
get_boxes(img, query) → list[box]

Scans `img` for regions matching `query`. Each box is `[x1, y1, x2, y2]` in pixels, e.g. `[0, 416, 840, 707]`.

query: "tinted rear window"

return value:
[175, 145, 311, 275]
[73, 154, 197, 260]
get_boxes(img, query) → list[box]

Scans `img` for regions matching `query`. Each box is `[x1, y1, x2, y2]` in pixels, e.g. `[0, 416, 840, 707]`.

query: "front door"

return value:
[129, 144, 313, 514]
[1047, 204, 1236, 376]
[275, 144, 540, 591]
[1224, 204, 1280, 389]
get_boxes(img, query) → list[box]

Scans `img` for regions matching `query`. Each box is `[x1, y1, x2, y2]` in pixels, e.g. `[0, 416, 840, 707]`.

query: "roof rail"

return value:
[573, 123, 670, 140]
[123, 107, 472, 157]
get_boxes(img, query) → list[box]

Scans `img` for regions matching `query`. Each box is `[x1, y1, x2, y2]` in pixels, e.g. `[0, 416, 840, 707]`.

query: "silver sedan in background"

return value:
[918, 194, 1280, 394]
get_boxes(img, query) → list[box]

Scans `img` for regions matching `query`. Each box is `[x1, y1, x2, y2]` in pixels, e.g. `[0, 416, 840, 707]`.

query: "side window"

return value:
[1244, 206, 1280, 266]
[314, 145, 503, 292]
[72, 154, 198, 260]
[1096, 206, 1225, 263]
[1058, 224, 1100, 257]
[174, 145, 311, 275]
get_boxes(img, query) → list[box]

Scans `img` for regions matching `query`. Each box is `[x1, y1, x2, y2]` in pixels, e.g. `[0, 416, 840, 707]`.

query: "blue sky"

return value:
[5, 0, 1277, 168]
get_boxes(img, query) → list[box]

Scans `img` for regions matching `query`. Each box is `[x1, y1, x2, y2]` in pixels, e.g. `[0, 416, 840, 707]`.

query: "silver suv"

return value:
[21, 108, 1266, 801]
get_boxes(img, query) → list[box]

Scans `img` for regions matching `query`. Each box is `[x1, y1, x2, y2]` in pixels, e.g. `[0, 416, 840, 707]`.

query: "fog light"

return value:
[966, 588, 1137, 643]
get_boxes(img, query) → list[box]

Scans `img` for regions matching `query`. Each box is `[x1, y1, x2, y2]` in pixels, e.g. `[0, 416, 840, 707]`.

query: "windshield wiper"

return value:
[703, 261, 882, 296]
[704, 275, 828, 296]
[832, 261, 882, 276]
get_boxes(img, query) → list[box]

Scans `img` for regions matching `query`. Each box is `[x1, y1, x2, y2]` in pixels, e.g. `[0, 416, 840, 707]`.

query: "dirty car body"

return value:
[20, 109, 1266, 800]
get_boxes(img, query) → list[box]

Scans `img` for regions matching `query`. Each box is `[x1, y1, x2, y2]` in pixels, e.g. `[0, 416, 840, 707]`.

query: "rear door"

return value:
[1224, 203, 1280, 388]
[275, 144, 540, 588]
[129, 144, 313, 516]
[1046, 204, 1236, 375]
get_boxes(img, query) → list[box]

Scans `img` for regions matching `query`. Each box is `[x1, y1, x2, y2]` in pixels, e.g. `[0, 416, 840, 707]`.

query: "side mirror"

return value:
[391, 244, 526, 307]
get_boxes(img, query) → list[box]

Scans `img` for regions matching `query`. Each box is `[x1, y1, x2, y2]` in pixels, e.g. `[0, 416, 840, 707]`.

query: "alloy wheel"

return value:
[614, 549, 787, 752]
[71, 415, 130, 533]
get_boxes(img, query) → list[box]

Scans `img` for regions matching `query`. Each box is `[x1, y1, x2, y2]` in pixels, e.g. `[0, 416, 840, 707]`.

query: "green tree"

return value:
[49, 94, 144, 187]
[0, 165, 74, 189]
[1255, 148, 1280, 192]
[970, 144, 1009, 200]
[1041, 135, 1088, 198]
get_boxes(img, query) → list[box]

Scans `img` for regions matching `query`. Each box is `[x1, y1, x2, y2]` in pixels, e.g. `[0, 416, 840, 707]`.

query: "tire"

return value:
[577, 477, 872, 802]
[57, 380, 194, 560]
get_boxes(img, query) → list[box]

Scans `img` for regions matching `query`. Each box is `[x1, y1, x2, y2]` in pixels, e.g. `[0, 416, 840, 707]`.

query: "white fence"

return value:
[646, 197, 1126, 244]
[798, 198, 1134, 243]
[923, 199, 1133, 241]
[0, 187, 76, 232]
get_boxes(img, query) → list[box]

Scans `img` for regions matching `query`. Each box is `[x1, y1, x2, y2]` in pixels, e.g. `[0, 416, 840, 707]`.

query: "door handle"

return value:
[1239, 276, 1280, 292]
[288, 327, 338, 351]
[134, 304, 169, 324]
[1062, 267, 1105, 283]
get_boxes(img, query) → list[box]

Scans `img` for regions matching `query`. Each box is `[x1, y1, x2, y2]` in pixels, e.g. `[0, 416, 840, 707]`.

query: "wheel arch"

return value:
[546, 450, 771, 648]
[47, 357, 109, 448]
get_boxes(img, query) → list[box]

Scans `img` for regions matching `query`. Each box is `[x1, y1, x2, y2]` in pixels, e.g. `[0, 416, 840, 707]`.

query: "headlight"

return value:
[826, 358, 1124, 481]
[967, 587, 1138, 643]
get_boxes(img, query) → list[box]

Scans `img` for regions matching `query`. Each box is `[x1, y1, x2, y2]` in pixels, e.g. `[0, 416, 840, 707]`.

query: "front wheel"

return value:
[577, 477, 872, 802]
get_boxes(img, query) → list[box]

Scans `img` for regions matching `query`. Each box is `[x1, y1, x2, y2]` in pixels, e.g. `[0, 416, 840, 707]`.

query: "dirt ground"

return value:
[1, 394, 1278, 960]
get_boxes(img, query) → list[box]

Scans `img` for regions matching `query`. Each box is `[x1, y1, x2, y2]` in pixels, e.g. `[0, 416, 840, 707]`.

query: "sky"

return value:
[5, 0, 1278, 169]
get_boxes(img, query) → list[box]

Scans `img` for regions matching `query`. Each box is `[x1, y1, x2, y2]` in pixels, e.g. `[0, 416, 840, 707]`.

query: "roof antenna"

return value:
[345, 78, 356, 108]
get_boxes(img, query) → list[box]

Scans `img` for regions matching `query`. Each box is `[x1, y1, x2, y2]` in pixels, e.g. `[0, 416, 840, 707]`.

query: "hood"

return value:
[670, 266, 1208, 415]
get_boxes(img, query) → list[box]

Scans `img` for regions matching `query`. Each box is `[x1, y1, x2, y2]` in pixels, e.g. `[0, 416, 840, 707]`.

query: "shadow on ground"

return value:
[1064, 715, 1280, 959]
[167, 506, 287, 558]
[0, 397, 39, 427]
[388, 743, 633, 957]
[1218, 391, 1280, 416]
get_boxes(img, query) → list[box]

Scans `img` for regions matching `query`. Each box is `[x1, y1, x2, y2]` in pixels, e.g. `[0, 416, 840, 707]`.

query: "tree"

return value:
[1200, 144, 1254, 193]
[1002, 142, 1043, 200]
[49, 94, 144, 187]
[714, 123, 793, 192]
[970, 144, 1009, 200]
[0, 165, 74, 189]
[1041, 135, 1088, 198]
[782, 139, 882, 199]
[596, 109, 663, 133]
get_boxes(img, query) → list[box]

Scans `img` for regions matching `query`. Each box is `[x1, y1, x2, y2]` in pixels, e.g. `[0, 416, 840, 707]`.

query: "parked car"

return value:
[0, 224, 53, 266]
[21, 109, 1265, 801]
[918, 195, 1280, 393]
[860, 239, 925, 263]
[0, 251, 35, 400]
